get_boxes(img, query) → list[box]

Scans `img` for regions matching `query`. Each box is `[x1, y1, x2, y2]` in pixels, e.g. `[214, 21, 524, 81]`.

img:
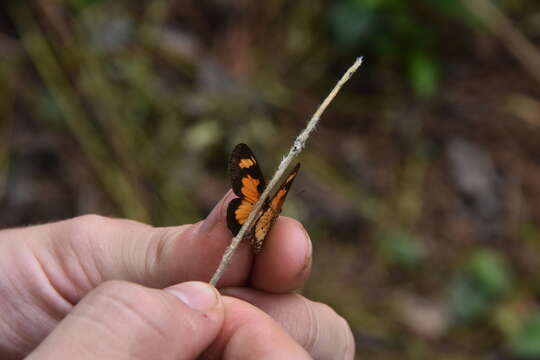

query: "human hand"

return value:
[0, 191, 354, 359]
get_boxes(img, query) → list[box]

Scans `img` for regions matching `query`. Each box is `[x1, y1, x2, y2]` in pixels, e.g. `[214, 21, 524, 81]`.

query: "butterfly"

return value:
[226, 143, 300, 254]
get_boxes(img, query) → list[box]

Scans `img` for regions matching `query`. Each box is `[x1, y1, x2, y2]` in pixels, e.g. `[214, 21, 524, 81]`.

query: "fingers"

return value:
[202, 297, 311, 359]
[4, 190, 311, 303]
[57, 191, 252, 289]
[0, 191, 312, 356]
[28, 283, 314, 360]
[221, 288, 355, 360]
[27, 281, 223, 360]
[20, 191, 251, 305]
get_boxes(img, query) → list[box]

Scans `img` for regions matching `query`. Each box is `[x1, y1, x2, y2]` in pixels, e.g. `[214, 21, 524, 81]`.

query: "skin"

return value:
[0, 191, 355, 359]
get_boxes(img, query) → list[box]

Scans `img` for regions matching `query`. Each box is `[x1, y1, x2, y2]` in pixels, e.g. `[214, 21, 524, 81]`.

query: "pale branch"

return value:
[209, 57, 363, 286]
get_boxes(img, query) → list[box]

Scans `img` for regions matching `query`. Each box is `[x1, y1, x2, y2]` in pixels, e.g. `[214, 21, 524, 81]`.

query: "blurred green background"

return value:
[2, 0, 540, 358]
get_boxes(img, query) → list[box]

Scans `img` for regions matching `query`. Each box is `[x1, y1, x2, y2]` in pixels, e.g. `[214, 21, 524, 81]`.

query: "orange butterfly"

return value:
[227, 143, 300, 254]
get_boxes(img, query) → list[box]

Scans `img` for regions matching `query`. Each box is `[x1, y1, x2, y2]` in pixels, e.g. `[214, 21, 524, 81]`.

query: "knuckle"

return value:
[87, 281, 175, 341]
[91, 280, 159, 315]
[296, 296, 355, 359]
[89, 280, 147, 311]
[313, 301, 355, 359]
[294, 294, 320, 352]
[346, 325, 356, 358]
[93, 279, 136, 296]
[144, 227, 177, 280]
[336, 313, 355, 359]
[70, 214, 109, 232]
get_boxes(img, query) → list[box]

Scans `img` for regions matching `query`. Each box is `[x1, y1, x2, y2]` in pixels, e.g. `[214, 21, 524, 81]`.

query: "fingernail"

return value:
[166, 282, 219, 312]
[198, 190, 235, 235]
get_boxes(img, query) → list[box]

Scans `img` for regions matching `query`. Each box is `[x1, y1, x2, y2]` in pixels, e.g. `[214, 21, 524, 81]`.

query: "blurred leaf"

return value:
[32, 90, 64, 128]
[378, 229, 425, 268]
[70, 0, 107, 8]
[467, 250, 511, 298]
[511, 314, 540, 359]
[351, 0, 388, 9]
[520, 222, 540, 241]
[507, 94, 540, 127]
[494, 299, 529, 337]
[328, 1, 376, 48]
[424, 0, 477, 26]
[448, 249, 511, 322]
[408, 52, 439, 98]
[448, 274, 492, 322]
[185, 120, 221, 151]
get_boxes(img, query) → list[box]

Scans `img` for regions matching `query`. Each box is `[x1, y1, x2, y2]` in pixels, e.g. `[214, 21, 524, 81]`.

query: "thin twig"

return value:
[210, 57, 363, 286]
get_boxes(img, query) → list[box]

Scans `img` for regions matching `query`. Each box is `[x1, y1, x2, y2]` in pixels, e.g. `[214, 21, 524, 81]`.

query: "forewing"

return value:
[229, 143, 266, 199]
[227, 143, 266, 236]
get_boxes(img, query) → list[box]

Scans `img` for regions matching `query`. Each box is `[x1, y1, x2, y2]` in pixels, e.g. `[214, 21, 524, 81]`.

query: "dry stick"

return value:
[210, 57, 363, 286]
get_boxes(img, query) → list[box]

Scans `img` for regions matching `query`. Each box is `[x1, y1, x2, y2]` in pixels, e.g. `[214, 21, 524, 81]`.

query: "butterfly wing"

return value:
[227, 144, 266, 235]
[252, 163, 301, 253]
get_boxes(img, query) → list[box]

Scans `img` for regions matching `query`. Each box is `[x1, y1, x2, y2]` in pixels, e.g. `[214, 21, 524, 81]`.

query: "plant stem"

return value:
[209, 57, 363, 286]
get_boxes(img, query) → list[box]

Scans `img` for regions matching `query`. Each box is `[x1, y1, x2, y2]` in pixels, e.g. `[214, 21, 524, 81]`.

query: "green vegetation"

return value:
[2, 1, 540, 358]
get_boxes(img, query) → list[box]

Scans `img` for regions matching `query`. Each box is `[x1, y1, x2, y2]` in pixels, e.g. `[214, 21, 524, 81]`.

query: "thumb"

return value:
[27, 281, 223, 360]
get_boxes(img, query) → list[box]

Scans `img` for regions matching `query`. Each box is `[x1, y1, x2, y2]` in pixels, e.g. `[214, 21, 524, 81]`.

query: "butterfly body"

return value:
[227, 143, 300, 254]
